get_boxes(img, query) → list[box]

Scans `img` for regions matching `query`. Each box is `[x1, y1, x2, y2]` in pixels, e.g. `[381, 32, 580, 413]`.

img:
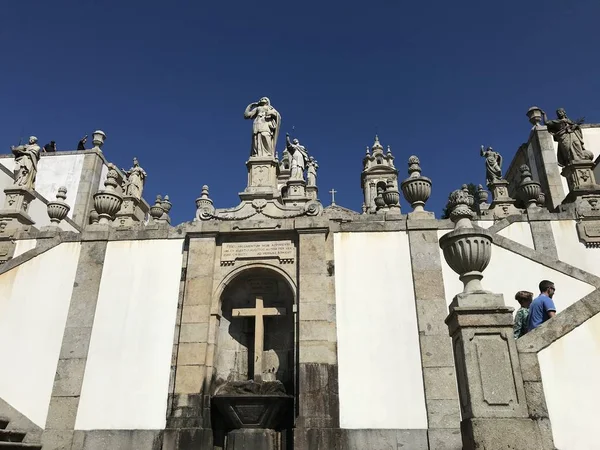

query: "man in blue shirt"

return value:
[527, 280, 557, 331]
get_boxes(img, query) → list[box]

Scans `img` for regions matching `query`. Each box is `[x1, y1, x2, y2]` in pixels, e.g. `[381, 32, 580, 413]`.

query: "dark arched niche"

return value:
[215, 267, 295, 394]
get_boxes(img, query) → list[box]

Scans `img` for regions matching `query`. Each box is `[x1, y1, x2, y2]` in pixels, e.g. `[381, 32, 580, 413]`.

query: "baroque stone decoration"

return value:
[544, 108, 593, 167]
[361, 135, 399, 214]
[92, 130, 107, 151]
[479, 145, 521, 219]
[480, 145, 502, 184]
[517, 164, 542, 210]
[122, 157, 147, 200]
[11, 136, 41, 190]
[46, 186, 70, 225]
[401, 155, 431, 213]
[196, 97, 323, 221]
[93, 163, 123, 224]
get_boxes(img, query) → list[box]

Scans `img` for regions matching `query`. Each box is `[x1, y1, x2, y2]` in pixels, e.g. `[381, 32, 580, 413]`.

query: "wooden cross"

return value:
[329, 188, 337, 205]
[232, 296, 286, 381]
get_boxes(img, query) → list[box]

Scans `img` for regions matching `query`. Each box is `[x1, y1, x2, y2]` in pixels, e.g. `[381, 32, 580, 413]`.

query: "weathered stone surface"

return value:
[529, 220, 558, 259]
[426, 399, 461, 429]
[423, 367, 458, 400]
[52, 359, 86, 397]
[177, 343, 208, 366]
[225, 428, 278, 450]
[179, 323, 209, 343]
[59, 327, 92, 359]
[174, 365, 206, 394]
[461, 418, 544, 450]
[294, 428, 428, 450]
[518, 352, 541, 382]
[46, 397, 78, 429]
[419, 335, 454, 368]
[71, 430, 163, 450]
[41, 429, 75, 450]
[427, 428, 462, 450]
[523, 381, 549, 419]
[298, 341, 337, 365]
[297, 363, 339, 429]
[416, 299, 450, 335]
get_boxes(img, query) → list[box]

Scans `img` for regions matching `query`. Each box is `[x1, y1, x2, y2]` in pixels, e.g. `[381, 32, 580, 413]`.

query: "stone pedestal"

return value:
[306, 185, 318, 201]
[226, 429, 278, 450]
[487, 179, 519, 218]
[561, 160, 599, 193]
[445, 292, 544, 449]
[0, 187, 36, 230]
[240, 157, 281, 201]
[114, 196, 141, 227]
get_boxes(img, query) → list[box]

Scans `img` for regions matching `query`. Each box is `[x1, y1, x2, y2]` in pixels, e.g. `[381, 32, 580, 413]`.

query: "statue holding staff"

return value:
[11, 136, 41, 190]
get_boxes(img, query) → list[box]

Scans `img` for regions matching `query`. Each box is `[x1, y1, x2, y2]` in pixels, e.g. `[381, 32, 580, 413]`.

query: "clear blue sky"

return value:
[2, 1, 600, 224]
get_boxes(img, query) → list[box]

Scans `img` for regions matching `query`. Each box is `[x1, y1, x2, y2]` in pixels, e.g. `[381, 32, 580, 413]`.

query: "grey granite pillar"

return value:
[528, 214, 558, 259]
[72, 151, 105, 228]
[407, 220, 462, 449]
[445, 292, 546, 449]
[296, 224, 339, 430]
[42, 240, 107, 450]
[531, 127, 566, 210]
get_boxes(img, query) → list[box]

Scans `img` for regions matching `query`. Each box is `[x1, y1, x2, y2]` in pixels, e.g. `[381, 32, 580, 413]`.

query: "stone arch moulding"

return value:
[210, 262, 298, 317]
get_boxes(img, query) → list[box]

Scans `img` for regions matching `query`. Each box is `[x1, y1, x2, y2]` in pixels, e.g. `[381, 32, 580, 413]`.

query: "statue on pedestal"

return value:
[286, 133, 309, 180]
[307, 157, 318, 186]
[122, 157, 147, 200]
[11, 136, 41, 190]
[543, 108, 593, 167]
[244, 97, 281, 158]
[480, 145, 503, 184]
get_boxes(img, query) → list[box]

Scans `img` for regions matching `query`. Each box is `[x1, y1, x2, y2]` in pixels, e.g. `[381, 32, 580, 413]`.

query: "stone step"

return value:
[0, 420, 7, 431]
[0, 430, 26, 442]
[0, 444, 42, 449]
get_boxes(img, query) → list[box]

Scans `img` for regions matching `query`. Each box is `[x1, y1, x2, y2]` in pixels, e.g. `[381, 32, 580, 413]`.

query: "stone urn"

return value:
[150, 195, 164, 220]
[476, 184, 488, 205]
[517, 164, 541, 210]
[526, 106, 543, 126]
[47, 187, 70, 225]
[439, 188, 493, 292]
[89, 209, 99, 224]
[93, 164, 122, 224]
[382, 180, 400, 211]
[401, 156, 431, 212]
[374, 191, 386, 210]
[92, 130, 107, 151]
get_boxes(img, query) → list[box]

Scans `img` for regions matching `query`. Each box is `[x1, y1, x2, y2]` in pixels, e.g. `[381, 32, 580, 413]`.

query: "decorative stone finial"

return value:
[196, 185, 216, 221]
[386, 145, 392, 156]
[365, 145, 370, 155]
[382, 179, 400, 212]
[150, 195, 164, 220]
[526, 106, 543, 126]
[372, 135, 383, 153]
[476, 184, 489, 206]
[439, 188, 493, 292]
[89, 209, 99, 224]
[92, 130, 107, 151]
[518, 164, 542, 210]
[47, 186, 70, 225]
[92, 163, 123, 224]
[161, 195, 172, 214]
[401, 156, 431, 213]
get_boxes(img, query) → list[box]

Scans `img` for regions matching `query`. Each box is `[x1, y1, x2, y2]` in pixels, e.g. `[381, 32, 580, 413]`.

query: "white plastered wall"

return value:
[14, 239, 37, 257]
[334, 232, 427, 429]
[75, 239, 184, 430]
[496, 221, 534, 249]
[0, 242, 81, 427]
[538, 312, 600, 450]
[0, 154, 84, 219]
[551, 220, 600, 277]
[438, 230, 596, 311]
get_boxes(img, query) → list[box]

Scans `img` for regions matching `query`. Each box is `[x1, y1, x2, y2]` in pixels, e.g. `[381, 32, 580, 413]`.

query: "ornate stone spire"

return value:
[401, 155, 432, 214]
[47, 187, 70, 226]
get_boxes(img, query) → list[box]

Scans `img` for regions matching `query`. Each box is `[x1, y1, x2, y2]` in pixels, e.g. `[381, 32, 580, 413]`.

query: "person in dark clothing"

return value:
[43, 141, 57, 152]
[77, 135, 88, 150]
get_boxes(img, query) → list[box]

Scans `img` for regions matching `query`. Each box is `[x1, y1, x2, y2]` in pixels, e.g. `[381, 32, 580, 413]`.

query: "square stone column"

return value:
[239, 157, 281, 201]
[445, 292, 545, 449]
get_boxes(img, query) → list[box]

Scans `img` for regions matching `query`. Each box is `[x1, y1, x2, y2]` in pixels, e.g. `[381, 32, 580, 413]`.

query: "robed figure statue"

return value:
[244, 97, 281, 158]
[11, 136, 41, 190]
[286, 133, 309, 181]
[480, 145, 503, 184]
[543, 108, 593, 167]
[123, 157, 147, 200]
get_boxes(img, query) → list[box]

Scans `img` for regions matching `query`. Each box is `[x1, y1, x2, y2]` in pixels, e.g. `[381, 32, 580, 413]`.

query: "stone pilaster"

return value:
[407, 223, 462, 449]
[72, 151, 105, 228]
[295, 225, 339, 430]
[42, 240, 107, 450]
[168, 235, 216, 435]
[0, 187, 36, 230]
[528, 213, 558, 259]
[531, 127, 567, 211]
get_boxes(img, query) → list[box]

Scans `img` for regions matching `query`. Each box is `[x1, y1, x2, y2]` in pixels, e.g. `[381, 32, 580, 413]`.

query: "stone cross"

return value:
[232, 296, 286, 381]
[329, 188, 337, 205]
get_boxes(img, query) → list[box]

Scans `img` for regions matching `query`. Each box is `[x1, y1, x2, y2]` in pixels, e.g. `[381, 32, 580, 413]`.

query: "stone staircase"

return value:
[0, 419, 41, 449]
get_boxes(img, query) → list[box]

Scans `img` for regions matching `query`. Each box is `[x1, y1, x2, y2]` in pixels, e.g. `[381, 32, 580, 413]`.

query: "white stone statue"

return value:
[122, 157, 147, 200]
[244, 97, 281, 158]
[307, 157, 318, 186]
[286, 133, 309, 180]
[10, 136, 41, 190]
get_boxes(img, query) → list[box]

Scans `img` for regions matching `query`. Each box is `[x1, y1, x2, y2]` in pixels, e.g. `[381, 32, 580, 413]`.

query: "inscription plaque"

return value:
[221, 241, 295, 264]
